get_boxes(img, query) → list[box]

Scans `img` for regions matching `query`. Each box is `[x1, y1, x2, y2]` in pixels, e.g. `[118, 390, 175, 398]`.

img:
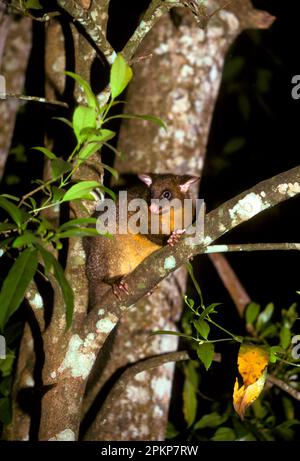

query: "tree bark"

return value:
[83, 1, 274, 441]
[0, 6, 32, 179]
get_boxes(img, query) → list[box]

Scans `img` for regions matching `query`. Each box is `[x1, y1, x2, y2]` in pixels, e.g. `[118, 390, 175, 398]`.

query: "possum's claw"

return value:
[112, 280, 129, 300]
[167, 228, 186, 246]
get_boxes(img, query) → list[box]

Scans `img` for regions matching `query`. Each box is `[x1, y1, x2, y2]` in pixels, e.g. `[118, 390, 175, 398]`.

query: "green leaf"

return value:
[25, 0, 42, 10]
[52, 117, 73, 129]
[62, 181, 100, 202]
[65, 71, 98, 109]
[184, 296, 195, 310]
[194, 320, 210, 339]
[99, 184, 116, 201]
[183, 375, 197, 427]
[28, 197, 37, 209]
[72, 106, 97, 143]
[0, 223, 16, 232]
[211, 427, 236, 441]
[31, 146, 57, 160]
[165, 422, 179, 439]
[82, 129, 116, 143]
[184, 361, 199, 389]
[223, 57, 244, 81]
[54, 228, 99, 239]
[198, 303, 222, 322]
[0, 376, 13, 397]
[238, 94, 251, 121]
[38, 245, 53, 274]
[187, 262, 204, 307]
[252, 397, 268, 420]
[257, 69, 272, 94]
[110, 54, 133, 100]
[256, 302, 274, 332]
[245, 302, 260, 326]
[105, 114, 167, 131]
[0, 398, 11, 425]
[78, 131, 116, 162]
[0, 197, 28, 227]
[150, 330, 194, 341]
[51, 158, 72, 180]
[102, 142, 123, 158]
[0, 237, 14, 251]
[52, 258, 74, 328]
[223, 137, 246, 154]
[0, 194, 19, 202]
[282, 302, 298, 328]
[270, 345, 285, 354]
[78, 142, 100, 162]
[282, 396, 295, 421]
[0, 350, 15, 377]
[194, 412, 228, 430]
[259, 324, 278, 339]
[274, 420, 300, 441]
[269, 345, 284, 363]
[59, 217, 97, 231]
[101, 163, 119, 180]
[51, 186, 66, 203]
[197, 342, 214, 370]
[280, 325, 291, 349]
[37, 246, 74, 328]
[0, 249, 38, 330]
[12, 232, 37, 248]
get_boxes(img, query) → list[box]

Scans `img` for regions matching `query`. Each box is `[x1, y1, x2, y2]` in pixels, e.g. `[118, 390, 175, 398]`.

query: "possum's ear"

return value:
[138, 174, 153, 187]
[179, 176, 200, 193]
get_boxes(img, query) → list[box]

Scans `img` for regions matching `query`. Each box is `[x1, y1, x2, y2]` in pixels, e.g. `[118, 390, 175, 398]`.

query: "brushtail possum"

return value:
[84, 173, 199, 308]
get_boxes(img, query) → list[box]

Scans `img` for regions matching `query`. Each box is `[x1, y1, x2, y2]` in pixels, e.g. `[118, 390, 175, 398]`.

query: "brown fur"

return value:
[84, 174, 198, 309]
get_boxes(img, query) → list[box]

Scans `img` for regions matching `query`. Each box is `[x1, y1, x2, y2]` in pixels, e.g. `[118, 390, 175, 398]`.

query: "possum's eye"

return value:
[161, 190, 172, 200]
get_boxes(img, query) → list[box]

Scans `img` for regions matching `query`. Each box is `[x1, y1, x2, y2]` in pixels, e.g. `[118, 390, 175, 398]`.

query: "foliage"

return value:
[0, 54, 165, 427]
[166, 265, 300, 441]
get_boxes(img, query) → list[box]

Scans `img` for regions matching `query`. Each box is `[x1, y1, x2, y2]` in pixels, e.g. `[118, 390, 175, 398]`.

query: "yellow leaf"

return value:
[233, 344, 269, 419]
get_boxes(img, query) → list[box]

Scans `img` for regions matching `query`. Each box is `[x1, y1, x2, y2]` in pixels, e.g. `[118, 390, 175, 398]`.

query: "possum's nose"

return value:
[149, 203, 160, 214]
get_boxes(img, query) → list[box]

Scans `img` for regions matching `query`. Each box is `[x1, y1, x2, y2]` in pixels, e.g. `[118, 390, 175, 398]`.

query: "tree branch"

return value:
[57, 0, 116, 63]
[94, 351, 190, 426]
[267, 374, 300, 402]
[122, 0, 178, 62]
[206, 243, 300, 254]
[82, 165, 300, 341]
[208, 252, 251, 319]
[91, 349, 222, 431]
[91, 0, 110, 34]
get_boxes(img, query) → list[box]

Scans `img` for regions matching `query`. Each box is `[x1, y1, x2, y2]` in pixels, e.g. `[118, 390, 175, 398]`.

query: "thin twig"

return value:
[19, 178, 55, 207]
[208, 253, 252, 328]
[267, 374, 300, 401]
[4, 93, 68, 108]
[206, 243, 300, 254]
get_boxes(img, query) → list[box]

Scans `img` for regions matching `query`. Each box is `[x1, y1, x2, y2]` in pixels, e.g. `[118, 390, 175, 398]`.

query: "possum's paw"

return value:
[112, 279, 129, 300]
[167, 229, 186, 246]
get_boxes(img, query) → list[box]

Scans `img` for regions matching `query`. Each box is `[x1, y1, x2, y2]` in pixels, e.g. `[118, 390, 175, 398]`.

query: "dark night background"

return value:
[1, 0, 300, 438]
